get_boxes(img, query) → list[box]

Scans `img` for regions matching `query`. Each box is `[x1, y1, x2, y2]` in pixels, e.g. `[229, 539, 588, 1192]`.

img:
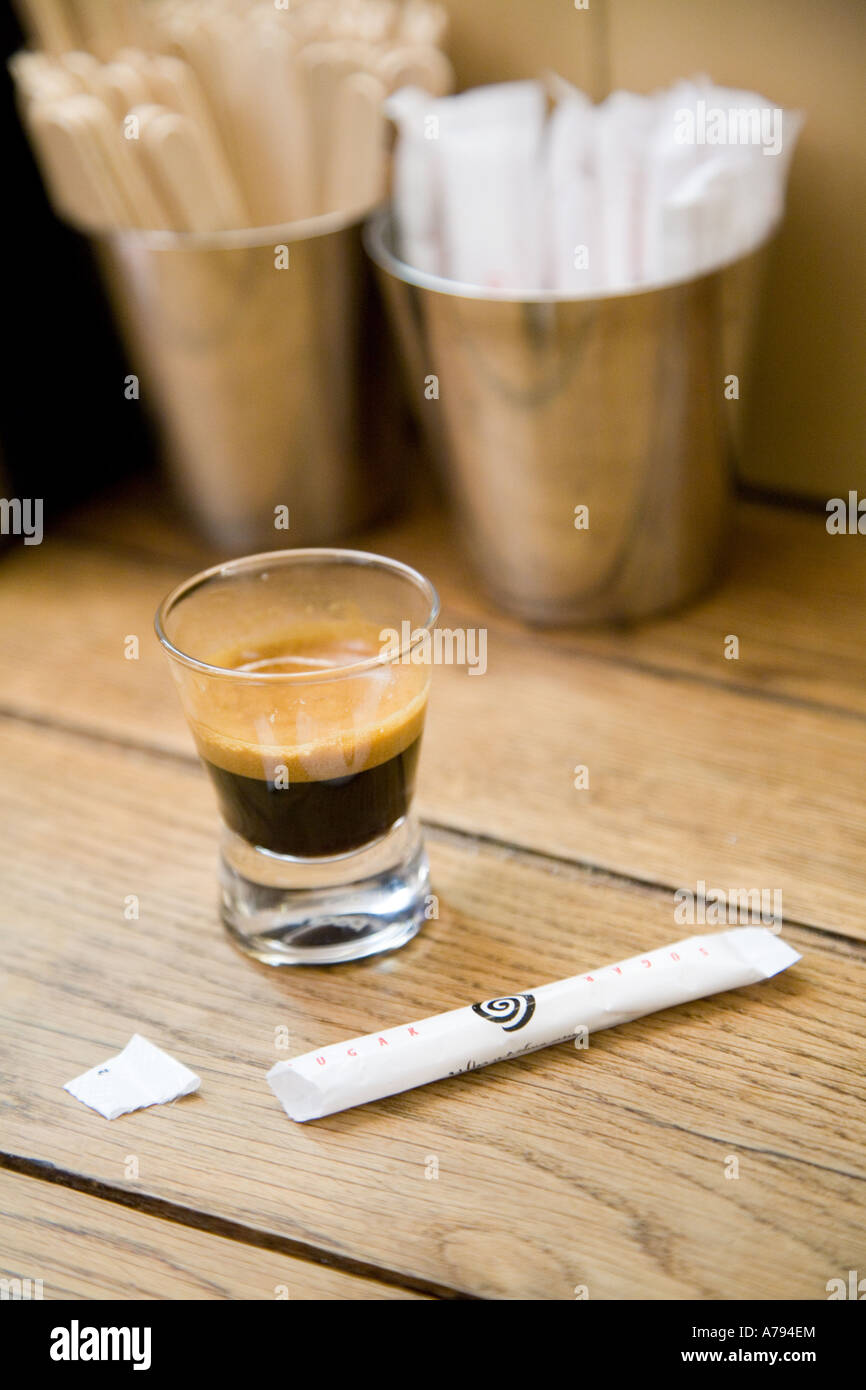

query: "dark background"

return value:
[1, 8, 152, 526]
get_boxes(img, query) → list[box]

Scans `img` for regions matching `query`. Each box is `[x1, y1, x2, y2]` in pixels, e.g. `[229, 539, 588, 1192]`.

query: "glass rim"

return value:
[155, 548, 441, 684]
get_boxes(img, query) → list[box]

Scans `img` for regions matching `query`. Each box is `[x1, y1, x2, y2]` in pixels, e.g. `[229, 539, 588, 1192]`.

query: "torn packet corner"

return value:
[63, 1033, 201, 1120]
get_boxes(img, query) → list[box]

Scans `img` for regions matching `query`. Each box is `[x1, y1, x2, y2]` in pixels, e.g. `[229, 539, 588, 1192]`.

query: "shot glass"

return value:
[155, 549, 439, 966]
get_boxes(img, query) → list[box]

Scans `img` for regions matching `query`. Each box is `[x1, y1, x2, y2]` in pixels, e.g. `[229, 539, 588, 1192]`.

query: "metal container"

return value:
[96, 209, 406, 551]
[365, 208, 770, 625]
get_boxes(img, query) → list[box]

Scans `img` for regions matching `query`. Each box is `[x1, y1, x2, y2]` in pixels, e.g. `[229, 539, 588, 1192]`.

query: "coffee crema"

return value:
[187, 620, 428, 858]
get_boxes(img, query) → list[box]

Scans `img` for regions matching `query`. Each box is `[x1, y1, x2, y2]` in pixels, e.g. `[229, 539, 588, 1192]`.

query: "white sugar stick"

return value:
[268, 927, 800, 1122]
[436, 81, 547, 289]
[595, 89, 654, 289]
[384, 84, 442, 273]
[546, 88, 600, 292]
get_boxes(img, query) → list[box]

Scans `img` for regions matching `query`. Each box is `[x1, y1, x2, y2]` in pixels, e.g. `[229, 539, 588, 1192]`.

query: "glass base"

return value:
[219, 816, 430, 966]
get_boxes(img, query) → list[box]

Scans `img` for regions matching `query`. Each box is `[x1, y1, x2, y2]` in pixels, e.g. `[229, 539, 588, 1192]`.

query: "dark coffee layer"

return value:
[206, 737, 421, 858]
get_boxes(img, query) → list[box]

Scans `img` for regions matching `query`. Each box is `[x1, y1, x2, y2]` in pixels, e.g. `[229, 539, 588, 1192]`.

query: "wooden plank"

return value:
[0, 1170, 425, 1300]
[1, 717, 863, 1299]
[0, 539, 864, 935]
[65, 486, 866, 719]
[363, 501, 866, 722]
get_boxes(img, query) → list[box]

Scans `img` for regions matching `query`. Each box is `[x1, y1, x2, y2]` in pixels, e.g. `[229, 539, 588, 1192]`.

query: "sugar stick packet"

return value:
[267, 927, 800, 1122]
[386, 80, 547, 287]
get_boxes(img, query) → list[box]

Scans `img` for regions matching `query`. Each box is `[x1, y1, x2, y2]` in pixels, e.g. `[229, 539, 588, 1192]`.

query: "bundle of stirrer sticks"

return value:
[11, 0, 453, 232]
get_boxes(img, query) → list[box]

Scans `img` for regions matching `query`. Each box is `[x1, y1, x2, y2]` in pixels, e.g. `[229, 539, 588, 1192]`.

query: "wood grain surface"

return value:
[1, 491, 864, 1299]
[0, 1171, 425, 1300]
[69, 484, 866, 717]
[1, 514, 864, 935]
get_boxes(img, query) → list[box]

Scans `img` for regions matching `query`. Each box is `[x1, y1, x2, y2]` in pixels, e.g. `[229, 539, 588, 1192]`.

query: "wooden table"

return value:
[1, 485, 864, 1301]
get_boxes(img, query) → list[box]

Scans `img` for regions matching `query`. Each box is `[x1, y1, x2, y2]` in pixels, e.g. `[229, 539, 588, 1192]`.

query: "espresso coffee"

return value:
[204, 740, 421, 857]
[188, 621, 427, 859]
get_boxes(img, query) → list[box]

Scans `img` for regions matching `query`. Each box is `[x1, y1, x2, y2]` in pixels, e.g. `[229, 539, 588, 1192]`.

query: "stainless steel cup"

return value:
[365, 208, 771, 625]
[95, 210, 407, 551]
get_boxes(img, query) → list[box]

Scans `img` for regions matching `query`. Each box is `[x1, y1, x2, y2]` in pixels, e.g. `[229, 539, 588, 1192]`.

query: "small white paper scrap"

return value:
[64, 1034, 200, 1120]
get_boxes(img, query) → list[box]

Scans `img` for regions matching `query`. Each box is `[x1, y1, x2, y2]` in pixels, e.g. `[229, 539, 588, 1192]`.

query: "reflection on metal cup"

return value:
[96, 209, 407, 551]
[365, 208, 772, 625]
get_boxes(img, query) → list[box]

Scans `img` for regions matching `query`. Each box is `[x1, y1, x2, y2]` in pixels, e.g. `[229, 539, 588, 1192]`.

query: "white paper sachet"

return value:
[651, 78, 805, 280]
[387, 80, 548, 287]
[267, 927, 801, 1123]
[387, 73, 803, 294]
[546, 88, 601, 292]
[439, 125, 545, 288]
[64, 1034, 201, 1120]
[642, 78, 708, 283]
[384, 85, 442, 273]
[594, 90, 655, 289]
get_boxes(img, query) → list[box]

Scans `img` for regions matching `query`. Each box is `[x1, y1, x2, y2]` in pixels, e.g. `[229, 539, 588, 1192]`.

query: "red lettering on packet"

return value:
[642, 959, 652, 968]
[347, 1049, 357, 1057]
[670, 952, 680, 961]
[699, 947, 709, 956]
[585, 975, 595, 982]
[316, 1056, 326, 1066]
[408, 1027, 419, 1036]
[613, 967, 622, 975]
[378, 1037, 389, 1047]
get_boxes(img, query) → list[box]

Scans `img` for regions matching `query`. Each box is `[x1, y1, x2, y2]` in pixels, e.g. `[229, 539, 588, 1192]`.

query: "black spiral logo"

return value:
[471, 992, 536, 1032]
